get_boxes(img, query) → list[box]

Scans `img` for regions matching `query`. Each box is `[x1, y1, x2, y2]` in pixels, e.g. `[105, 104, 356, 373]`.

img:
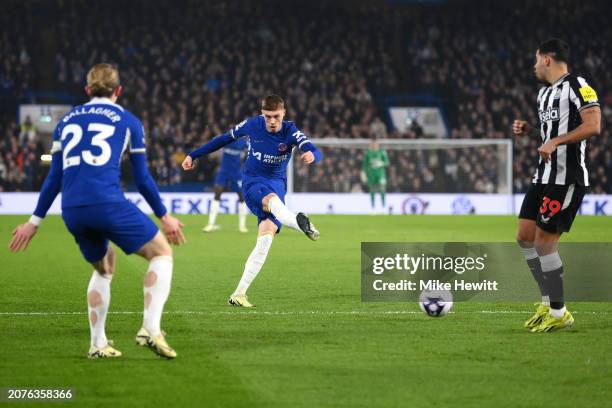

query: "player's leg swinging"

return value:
[263, 193, 319, 241]
[228, 190, 320, 307]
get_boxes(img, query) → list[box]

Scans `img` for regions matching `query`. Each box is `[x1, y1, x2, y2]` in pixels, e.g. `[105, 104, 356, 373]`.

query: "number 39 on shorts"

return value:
[539, 196, 561, 216]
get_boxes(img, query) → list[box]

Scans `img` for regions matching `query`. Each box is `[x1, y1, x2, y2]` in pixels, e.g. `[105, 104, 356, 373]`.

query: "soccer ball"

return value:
[419, 290, 453, 317]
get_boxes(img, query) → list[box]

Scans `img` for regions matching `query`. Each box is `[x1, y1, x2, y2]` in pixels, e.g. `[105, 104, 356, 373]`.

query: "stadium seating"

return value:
[0, 0, 609, 193]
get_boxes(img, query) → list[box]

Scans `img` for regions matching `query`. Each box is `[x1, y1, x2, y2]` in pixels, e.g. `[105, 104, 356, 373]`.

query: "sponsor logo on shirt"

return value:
[539, 107, 560, 122]
[579, 85, 598, 103]
[262, 153, 289, 164]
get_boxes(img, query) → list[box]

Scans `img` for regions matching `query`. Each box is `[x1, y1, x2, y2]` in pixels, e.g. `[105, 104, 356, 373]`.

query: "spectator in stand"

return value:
[0, 0, 608, 194]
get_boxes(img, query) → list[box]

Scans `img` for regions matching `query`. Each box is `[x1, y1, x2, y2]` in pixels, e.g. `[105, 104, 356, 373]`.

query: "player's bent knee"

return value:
[516, 220, 536, 246]
[534, 228, 561, 255]
[258, 220, 278, 236]
[137, 231, 172, 260]
[262, 193, 280, 213]
[92, 260, 113, 277]
[153, 237, 173, 258]
[516, 234, 533, 247]
[262, 193, 278, 208]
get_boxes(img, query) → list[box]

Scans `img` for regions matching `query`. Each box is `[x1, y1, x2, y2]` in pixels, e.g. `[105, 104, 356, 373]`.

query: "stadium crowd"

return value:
[1, 0, 609, 194]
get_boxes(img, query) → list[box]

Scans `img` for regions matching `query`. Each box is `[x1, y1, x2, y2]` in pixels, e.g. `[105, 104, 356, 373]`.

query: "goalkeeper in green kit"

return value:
[361, 138, 389, 214]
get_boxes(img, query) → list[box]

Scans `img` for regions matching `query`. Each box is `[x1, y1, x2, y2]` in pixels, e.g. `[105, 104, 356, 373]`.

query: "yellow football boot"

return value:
[135, 328, 177, 359]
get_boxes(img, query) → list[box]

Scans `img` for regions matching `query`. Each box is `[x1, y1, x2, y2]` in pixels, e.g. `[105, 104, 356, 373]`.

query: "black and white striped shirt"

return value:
[533, 73, 600, 186]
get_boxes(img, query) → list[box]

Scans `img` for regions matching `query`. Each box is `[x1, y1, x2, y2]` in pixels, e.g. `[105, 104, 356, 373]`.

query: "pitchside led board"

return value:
[1, 192, 612, 216]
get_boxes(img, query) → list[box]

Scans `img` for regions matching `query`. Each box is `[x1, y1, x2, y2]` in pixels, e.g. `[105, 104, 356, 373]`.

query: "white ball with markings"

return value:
[419, 290, 453, 317]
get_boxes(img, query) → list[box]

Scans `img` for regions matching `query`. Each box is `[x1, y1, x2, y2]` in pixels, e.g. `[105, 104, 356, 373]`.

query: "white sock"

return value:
[549, 306, 566, 318]
[234, 234, 273, 296]
[143, 256, 173, 336]
[268, 196, 300, 231]
[520, 246, 538, 261]
[208, 199, 220, 226]
[541, 295, 550, 307]
[87, 271, 112, 348]
[239, 201, 248, 229]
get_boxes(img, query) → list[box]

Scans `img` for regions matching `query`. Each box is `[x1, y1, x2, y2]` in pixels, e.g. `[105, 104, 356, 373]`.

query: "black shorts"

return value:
[519, 183, 586, 234]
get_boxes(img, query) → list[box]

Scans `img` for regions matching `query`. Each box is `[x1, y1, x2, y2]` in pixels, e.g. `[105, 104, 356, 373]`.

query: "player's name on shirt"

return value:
[62, 106, 122, 123]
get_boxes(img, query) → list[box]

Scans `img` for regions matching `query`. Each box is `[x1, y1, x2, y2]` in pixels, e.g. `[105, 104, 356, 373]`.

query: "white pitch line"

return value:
[0, 310, 609, 317]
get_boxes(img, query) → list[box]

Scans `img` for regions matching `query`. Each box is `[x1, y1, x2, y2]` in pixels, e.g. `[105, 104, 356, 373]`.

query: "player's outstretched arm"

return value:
[183, 132, 237, 171]
[9, 151, 63, 252]
[129, 153, 185, 245]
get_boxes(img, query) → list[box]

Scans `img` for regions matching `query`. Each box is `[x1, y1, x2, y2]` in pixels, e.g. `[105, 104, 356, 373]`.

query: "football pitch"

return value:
[1, 214, 611, 407]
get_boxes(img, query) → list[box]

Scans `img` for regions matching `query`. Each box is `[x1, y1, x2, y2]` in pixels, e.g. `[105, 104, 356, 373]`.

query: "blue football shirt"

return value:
[228, 116, 312, 180]
[51, 98, 147, 208]
[219, 137, 248, 175]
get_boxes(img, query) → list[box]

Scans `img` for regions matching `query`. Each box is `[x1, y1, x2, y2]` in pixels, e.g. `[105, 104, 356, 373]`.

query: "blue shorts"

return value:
[242, 177, 286, 233]
[62, 200, 159, 263]
[214, 170, 242, 192]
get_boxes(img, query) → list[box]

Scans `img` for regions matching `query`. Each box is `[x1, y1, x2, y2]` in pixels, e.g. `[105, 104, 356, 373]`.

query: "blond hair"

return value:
[86, 63, 120, 97]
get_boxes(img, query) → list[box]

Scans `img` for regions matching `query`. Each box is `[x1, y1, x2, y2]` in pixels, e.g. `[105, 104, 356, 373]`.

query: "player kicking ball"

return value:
[9, 64, 186, 358]
[202, 136, 249, 233]
[183, 95, 321, 307]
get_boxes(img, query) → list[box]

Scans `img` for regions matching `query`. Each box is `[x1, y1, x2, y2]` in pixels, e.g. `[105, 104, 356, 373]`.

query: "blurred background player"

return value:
[361, 138, 389, 214]
[182, 95, 321, 307]
[8, 64, 185, 358]
[513, 39, 601, 333]
[203, 136, 249, 233]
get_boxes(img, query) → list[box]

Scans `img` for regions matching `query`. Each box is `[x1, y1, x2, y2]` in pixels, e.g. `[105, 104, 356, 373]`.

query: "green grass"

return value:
[1, 214, 611, 408]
